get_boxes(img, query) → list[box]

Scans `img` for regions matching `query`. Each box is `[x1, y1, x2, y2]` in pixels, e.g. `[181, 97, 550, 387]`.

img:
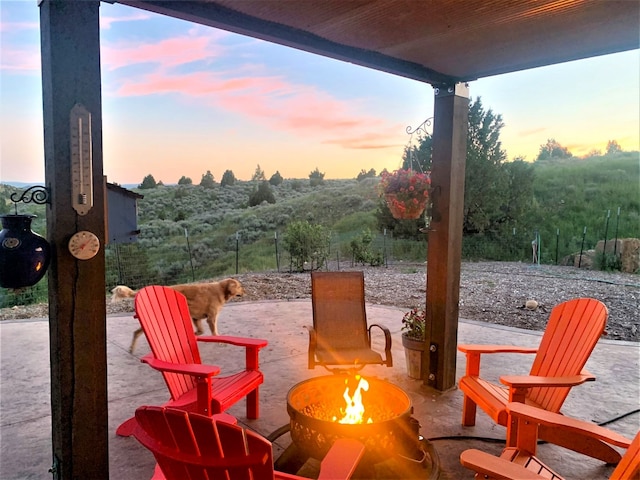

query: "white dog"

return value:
[111, 278, 245, 353]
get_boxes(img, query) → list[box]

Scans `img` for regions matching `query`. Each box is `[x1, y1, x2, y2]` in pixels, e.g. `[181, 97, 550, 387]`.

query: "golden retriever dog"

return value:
[111, 278, 245, 353]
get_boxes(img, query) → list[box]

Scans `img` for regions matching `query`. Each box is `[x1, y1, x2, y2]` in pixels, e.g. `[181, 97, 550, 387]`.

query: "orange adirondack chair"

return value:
[307, 271, 392, 372]
[133, 405, 366, 480]
[458, 298, 616, 462]
[460, 402, 638, 480]
[116, 285, 268, 437]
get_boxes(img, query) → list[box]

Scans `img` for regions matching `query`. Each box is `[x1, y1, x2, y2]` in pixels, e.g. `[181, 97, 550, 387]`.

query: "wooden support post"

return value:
[40, 1, 108, 478]
[423, 83, 469, 391]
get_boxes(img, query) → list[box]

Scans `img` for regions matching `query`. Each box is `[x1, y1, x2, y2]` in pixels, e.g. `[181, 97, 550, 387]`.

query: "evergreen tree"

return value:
[200, 170, 216, 188]
[249, 180, 276, 206]
[252, 164, 266, 183]
[269, 171, 283, 186]
[139, 174, 157, 189]
[221, 170, 236, 187]
[178, 176, 192, 185]
[309, 167, 325, 187]
[378, 97, 534, 238]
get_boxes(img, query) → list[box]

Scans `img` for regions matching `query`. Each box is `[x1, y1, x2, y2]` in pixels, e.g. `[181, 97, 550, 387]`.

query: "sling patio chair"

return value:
[458, 297, 618, 463]
[460, 402, 638, 480]
[133, 405, 366, 480]
[307, 271, 392, 372]
[116, 285, 268, 437]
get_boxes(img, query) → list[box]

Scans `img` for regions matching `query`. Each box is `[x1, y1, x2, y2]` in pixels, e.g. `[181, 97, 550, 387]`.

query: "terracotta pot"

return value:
[384, 193, 426, 220]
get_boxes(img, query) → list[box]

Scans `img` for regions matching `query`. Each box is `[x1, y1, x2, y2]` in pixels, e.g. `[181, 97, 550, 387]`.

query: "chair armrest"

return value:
[500, 372, 595, 389]
[507, 403, 632, 449]
[306, 326, 317, 369]
[141, 354, 220, 378]
[369, 323, 393, 367]
[458, 344, 538, 354]
[460, 449, 544, 479]
[459, 344, 537, 376]
[197, 335, 268, 348]
[318, 438, 366, 480]
[197, 335, 267, 371]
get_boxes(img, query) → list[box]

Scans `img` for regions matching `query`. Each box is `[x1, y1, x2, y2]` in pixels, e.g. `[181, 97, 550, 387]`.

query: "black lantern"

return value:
[0, 186, 52, 289]
[0, 214, 51, 289]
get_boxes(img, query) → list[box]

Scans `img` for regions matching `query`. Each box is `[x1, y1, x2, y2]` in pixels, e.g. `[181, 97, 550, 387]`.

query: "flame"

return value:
[334, 375, 373, 424]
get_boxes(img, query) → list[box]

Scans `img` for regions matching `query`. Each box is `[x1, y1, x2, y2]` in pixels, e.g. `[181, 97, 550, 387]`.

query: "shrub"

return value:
[283, 220, 330, 272]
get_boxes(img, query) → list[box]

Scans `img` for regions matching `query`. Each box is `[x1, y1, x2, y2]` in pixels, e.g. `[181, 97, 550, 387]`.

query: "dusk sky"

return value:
[1, 1, 638, 185]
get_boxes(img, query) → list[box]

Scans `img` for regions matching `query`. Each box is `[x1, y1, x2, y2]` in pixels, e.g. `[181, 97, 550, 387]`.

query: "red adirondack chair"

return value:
[307, 271, 392, 372]
[133, 405, 366, 480]
[458, 298, 616, 463]
[116, 285, 267, 437]
[460, 402, 638, 480]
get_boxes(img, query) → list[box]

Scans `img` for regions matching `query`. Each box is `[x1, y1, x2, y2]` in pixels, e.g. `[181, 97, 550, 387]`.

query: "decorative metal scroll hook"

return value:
[406, 117, 434, 136]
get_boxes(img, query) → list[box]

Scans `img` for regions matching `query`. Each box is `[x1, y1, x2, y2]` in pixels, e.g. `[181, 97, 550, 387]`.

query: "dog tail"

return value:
[111, 285, 137, 303]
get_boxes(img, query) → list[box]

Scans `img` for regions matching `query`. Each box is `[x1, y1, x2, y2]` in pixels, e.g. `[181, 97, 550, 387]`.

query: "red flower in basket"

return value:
[378, 169, 431, 219]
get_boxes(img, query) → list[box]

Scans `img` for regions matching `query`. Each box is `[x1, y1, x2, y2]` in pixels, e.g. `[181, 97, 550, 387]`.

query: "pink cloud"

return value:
[0, 47, 40, 72]
[0, 20, 38, 34]
[105, 33, 398, 148]
[102, 33, 225, 71]
[100, 12, 150, 30]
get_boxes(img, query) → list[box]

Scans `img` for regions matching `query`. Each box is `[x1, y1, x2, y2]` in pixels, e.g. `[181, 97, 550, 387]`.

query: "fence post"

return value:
[602, 210, 611, 267]
[185, 228, 195, 282]
[578, 226, 587, 268]
[274, 231, 280, 272]
[555, 228, 559, 265]
[613, 207, 621, 255]
[235, 231, 239, 274]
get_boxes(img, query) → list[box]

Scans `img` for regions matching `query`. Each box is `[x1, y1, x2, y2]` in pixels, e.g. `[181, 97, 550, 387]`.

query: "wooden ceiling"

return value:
[115, 0, 639, 86]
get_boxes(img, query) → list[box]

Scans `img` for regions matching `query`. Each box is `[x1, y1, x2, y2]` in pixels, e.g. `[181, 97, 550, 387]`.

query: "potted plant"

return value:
[378, 169, 431, 219]
[401, 306, 427, 379]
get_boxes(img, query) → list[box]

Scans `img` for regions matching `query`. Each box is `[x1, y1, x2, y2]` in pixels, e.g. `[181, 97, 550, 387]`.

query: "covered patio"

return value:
[34, 1, 639, 478]
[1, 300, 639, 479]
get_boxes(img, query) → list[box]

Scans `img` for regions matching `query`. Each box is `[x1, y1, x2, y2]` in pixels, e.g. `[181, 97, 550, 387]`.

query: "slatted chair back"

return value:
[526, 298, 608, 413]
[135, 286, 201, 402]
[611, 430, 640, 480]
[134, 405, 274, 480]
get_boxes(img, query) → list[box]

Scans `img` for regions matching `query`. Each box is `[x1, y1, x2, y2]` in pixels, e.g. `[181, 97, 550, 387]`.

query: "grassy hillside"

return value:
[1, 153, 638, 306]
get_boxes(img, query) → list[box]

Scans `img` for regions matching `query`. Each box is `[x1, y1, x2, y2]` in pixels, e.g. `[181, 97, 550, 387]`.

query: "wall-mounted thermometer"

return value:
[70, 103, 93, 216]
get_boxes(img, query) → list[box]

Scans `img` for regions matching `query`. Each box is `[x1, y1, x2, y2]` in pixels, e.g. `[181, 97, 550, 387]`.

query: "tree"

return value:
[251, 164, 266, 183]
[221, 170, 236, 187]
[536, 139, 572, 161]
[248, 181, 276, 206]
[309, 167, 325, 187]
[199, 170, 215, 188]
[178, 176, 192, 185]
[605, 140, 622, 155]
[356, 168, 376, 181]
[138, 174, 157, 189]
[378, 97, 533, 238]
[269, 171, 283, 186]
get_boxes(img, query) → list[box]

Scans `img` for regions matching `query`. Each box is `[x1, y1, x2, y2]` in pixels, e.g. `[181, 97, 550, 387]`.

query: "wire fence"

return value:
[0, 225, 624, 308]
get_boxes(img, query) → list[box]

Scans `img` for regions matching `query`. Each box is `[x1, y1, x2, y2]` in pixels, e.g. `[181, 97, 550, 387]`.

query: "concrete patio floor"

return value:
[1, 299, 638, 479]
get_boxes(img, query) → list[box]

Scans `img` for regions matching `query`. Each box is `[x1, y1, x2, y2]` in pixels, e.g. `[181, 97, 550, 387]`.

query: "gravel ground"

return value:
[1, 261, 638, 342]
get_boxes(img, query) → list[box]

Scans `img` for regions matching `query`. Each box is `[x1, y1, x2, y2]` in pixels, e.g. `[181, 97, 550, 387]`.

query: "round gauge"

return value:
[68, 230, 100, 260]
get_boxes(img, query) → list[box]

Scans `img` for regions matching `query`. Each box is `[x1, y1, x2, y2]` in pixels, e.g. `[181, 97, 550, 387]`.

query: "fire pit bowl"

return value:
[287, 375, 414, 463]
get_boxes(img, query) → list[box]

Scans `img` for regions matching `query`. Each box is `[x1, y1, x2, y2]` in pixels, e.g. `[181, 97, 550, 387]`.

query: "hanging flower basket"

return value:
[378, 169, 431, 220]
[384, 194, 427, 219]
